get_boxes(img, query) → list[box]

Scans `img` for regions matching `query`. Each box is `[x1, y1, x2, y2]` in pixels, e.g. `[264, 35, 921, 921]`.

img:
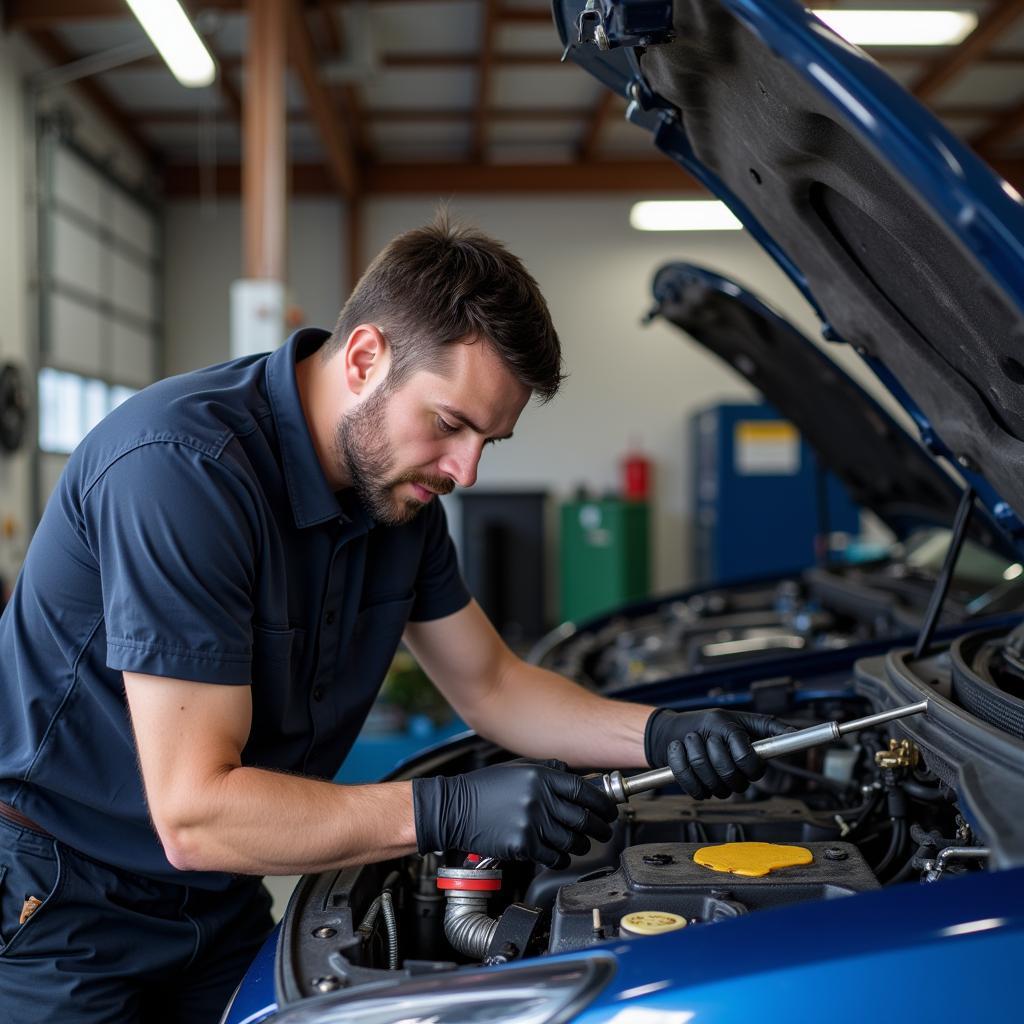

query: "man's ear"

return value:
[343, 324, 389, 395]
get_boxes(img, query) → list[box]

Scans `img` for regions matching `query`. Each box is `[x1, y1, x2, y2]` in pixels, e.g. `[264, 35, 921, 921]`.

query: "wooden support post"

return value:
[243, 0, 287, 281]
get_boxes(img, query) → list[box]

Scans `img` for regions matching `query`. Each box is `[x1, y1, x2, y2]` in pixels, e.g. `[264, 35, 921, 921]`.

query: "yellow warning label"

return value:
[735, 421, 798, 444]
[694, 841, 813, 877]
[734, 420, 800, 475]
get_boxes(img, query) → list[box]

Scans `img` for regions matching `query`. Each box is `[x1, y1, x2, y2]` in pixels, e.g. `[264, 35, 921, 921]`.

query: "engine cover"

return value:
[550, 841, 878, 953]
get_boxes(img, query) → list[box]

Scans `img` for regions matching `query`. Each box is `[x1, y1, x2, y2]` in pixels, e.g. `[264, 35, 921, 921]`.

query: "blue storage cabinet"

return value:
[692, 402, 859, 583]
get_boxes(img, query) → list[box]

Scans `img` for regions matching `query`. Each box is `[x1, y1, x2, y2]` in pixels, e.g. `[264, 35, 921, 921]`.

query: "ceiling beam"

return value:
[367, 159, 696, 193]
[25, 29, 161, 167]
[72, 50, 568, 73]
[208, 41, 243, 122]
[382, 52, 565, 68]
[5, 0, 244, 28]
[313, 1, 343, 55]
[912, 0, 1024, 102]
[497, 8, 554, 24]
[374, 106, 591, 122]
[165, 162, 333, 195]
[312, 0, 371, 165]
[940, 104, 1021, 119]
[164, 155, 1024, 198]
[972, 96, 1024, 153]
[136, 106, 595, 125]
[472, 0, 500, 162]
[6, 0, 501, 27]
[32, 46, 1024, 77]
[869, 46, 1024, 65]
[578, 90, 618, 162]
[165, 158, 700, 196]
[285, 0, 358, 196]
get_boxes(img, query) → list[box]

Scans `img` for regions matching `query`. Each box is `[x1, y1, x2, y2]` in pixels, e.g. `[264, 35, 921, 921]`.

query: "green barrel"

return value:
[559, 498, 650, 624]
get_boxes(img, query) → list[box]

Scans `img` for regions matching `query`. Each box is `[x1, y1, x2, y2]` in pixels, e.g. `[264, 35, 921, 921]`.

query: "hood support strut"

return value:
[914, 486, 975, 660]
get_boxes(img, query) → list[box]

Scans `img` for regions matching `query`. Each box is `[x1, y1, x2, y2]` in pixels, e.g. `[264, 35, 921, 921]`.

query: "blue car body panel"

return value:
[555, 0, 1024, 550]
[222, 925, 279, 1024]
[571, 867, 1024, 1024]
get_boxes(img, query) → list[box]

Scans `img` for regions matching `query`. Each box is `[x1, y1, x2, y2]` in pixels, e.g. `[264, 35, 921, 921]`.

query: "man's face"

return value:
[335, 339, 530, 525]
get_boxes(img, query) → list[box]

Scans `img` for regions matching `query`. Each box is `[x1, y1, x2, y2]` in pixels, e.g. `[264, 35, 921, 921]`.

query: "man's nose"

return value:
[439, 440, 482, 488]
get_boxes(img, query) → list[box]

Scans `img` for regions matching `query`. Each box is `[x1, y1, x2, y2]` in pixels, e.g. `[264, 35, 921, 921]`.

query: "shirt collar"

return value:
[265, 328, 348, 530]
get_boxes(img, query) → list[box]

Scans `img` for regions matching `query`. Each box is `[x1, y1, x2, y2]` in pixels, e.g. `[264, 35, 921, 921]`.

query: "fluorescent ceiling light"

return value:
[126, 0, 216, 88]
[811, 9, 978, 47]
[630, 200, 743, 232]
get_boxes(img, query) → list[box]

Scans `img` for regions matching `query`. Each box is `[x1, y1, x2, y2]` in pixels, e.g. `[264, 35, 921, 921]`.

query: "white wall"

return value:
[167, 192, 889, 598]
[164, 199, 344, 376]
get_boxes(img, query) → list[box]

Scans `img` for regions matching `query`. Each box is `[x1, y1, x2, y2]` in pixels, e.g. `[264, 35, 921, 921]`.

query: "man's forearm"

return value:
[464, 659, 654, 770]
[158, 770, 417, 876]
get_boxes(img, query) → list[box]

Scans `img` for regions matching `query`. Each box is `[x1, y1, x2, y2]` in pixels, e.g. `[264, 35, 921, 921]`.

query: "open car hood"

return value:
[556, 0, 1024, 557]
[651, 261, 1012, 550]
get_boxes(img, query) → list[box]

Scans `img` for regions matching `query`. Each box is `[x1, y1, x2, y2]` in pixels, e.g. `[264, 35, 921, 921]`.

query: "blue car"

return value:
[221, 2, 1024, 1021]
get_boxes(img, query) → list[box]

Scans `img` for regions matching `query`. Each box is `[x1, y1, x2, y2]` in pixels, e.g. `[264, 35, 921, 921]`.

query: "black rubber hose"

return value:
[875, 818, 907, 878]
[888, 848, 923, 885]
[841, 790, 883, 836]
[902, 779, 954, 803]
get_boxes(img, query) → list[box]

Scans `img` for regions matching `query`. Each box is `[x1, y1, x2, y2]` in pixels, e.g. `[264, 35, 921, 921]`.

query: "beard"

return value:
[335, 385, 454, 525]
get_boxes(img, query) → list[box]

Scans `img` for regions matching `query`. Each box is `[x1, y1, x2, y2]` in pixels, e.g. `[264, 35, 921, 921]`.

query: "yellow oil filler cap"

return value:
[619, 911, 688, 937]
[694, 842, 813, 878]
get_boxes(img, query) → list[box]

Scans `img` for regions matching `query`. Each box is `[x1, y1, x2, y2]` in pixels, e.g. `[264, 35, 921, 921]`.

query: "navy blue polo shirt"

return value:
[0, 329, 470, 889]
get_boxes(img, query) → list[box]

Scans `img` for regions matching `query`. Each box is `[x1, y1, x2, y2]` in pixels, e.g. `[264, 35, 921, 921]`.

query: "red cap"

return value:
[437, 872, 502, 892]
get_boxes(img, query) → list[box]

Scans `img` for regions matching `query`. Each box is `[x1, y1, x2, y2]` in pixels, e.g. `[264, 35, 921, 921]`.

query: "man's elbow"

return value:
[153, 809, 220, 872]
[150, 772, 232, 873]
[159, 825, 203, 872]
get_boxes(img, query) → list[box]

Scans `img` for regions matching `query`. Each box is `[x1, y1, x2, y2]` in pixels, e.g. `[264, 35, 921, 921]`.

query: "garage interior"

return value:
[2, 0, 1024, 932]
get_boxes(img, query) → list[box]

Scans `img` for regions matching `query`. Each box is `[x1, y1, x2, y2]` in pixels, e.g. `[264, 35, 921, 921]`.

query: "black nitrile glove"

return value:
[412, 759, 618, 868]
[644, 708, 794, 799]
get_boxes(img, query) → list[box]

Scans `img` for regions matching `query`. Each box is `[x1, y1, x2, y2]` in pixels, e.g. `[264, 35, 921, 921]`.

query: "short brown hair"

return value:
[325, 212, 563, 401]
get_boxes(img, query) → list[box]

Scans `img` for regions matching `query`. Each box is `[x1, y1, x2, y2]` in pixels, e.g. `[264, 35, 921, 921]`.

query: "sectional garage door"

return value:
[35, 122, 162, 514]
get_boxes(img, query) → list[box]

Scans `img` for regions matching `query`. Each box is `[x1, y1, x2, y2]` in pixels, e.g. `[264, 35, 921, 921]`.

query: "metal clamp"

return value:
[569, 0, 610, 55]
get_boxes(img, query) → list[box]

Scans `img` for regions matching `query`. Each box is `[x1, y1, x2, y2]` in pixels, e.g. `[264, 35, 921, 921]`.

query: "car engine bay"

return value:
[277, 623, 1024, 1002]
[533, 531, 1022, 692]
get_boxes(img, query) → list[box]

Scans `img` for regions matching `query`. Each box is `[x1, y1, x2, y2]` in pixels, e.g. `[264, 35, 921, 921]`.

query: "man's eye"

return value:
[437, 417, 458, 435]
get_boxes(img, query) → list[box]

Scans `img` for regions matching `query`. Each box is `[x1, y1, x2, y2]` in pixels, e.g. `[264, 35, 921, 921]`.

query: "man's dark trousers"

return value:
[0, 814, 275, 1023]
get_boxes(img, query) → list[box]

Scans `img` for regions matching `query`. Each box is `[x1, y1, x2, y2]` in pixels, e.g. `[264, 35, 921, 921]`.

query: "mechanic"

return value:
[0, 215, 789, 1022]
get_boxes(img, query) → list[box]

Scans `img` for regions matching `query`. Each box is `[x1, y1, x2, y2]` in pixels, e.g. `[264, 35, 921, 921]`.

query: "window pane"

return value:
[82, 378, 108, 437]
[38, 369, 129, 455]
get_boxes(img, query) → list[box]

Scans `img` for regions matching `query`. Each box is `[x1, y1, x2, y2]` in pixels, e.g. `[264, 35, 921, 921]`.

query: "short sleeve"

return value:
[84, 443, 258, 684]
[408, 499, 471, 622]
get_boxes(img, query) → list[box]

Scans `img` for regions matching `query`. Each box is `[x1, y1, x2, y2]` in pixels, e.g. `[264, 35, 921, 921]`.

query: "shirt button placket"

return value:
[312, 547, 346, 710]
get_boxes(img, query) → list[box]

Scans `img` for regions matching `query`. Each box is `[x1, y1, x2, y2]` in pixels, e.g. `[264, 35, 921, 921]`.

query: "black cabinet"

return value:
[458, 491, 547, 647]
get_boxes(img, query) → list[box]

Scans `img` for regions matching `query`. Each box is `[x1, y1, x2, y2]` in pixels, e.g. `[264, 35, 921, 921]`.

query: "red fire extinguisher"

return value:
[621, 443, 651, 501]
